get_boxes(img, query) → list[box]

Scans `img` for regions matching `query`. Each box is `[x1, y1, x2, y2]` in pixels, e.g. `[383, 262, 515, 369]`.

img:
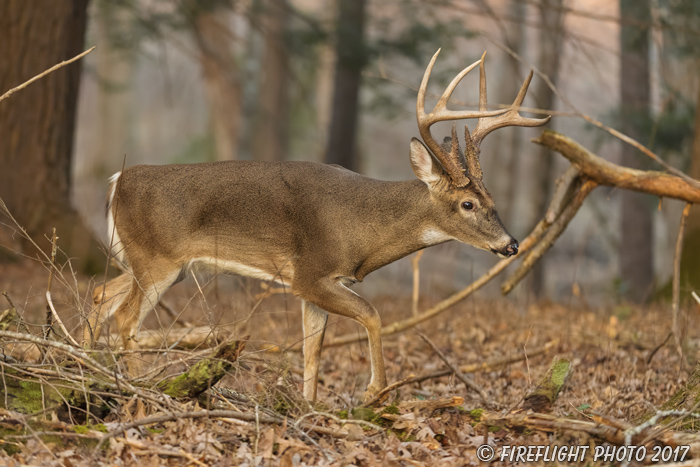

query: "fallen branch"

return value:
[156, 338, 247, 400]
[501, 180, 597, 295]
[520, 356, 571, 413]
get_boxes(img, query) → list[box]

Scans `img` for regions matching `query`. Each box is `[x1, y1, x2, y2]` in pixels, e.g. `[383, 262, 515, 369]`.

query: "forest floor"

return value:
[0, 255, 699, 466]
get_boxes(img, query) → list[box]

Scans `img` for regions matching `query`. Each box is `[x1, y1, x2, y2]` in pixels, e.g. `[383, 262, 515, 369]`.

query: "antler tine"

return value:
[417, 49, 509, 186]
[471, 68, 551, 148]
[464, 125, 483, 180]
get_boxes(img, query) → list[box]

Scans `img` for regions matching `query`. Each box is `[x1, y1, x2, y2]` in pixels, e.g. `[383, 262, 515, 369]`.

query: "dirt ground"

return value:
[0, 255, 698, 466]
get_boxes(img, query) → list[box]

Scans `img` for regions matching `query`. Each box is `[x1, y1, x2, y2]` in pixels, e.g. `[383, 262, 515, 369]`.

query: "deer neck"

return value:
[353, 180, 450, 281]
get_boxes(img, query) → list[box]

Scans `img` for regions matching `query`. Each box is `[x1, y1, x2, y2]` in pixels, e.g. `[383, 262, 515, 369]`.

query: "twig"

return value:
[358, 376, 417, 409]
[0, 47, 95, 104]
[43, 228, 58, 339]
[45, 291, 81, 348]
[417, 332, 491, 407]
[646, 332, 673, 365]
[672, 203, 692, 361]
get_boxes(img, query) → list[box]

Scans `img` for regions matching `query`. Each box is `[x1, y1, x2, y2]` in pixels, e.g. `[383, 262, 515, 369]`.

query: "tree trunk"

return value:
[528, 0, 565, 297]
[324, 0, 367, 171]
[192, 7, 242, 162]
[0, 0, 104, 274]
[251, 0, 290, 162]
[619, 0, 654, 302]
[488, 0, 527, 227]
[679, 86, 700, 294]
[314, 0, 338, 161]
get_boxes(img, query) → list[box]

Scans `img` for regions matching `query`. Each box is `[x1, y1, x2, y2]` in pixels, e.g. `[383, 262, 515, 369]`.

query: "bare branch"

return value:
[0, 47, 95, 104]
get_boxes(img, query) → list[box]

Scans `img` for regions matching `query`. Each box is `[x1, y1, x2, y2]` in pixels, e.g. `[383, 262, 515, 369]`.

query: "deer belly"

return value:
[185, 256, 293, 286]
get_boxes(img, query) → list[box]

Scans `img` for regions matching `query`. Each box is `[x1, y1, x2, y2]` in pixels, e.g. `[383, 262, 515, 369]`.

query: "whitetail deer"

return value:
[84, 49, 549, 401]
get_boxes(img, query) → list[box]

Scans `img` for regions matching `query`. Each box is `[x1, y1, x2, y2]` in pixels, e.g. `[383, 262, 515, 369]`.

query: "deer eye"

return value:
[461, 201, 474, 211]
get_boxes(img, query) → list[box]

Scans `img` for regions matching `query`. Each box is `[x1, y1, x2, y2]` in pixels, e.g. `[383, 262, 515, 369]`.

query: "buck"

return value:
[84, 49, 549, 401]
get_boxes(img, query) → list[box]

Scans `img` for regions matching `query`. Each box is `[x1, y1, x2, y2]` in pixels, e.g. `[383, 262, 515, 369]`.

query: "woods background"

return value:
[2, 0, 698, 306]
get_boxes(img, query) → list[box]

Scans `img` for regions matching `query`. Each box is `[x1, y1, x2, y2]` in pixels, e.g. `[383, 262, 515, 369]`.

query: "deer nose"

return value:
[506, 239, 519, 256]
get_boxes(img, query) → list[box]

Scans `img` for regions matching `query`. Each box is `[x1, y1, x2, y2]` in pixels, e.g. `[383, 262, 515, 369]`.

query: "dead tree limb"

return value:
[533, 130, 700, 203]
[501, 180, 597, 295]
[156, 337, 247, 400]
[520, 356, 571, 413]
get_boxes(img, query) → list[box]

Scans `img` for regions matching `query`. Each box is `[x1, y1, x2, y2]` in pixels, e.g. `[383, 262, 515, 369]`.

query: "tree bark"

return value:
[485, 0, 526, 226]
[0, 0, 104, 274]
[619, 0, 654, 302]
[679, 86, 700, 295]
[192, 7, 243, 162]
[314, 0, 338, 161]
[528, 0, 565, 297]
[324, 0, 367, 171]
[251, 0, 290, 162]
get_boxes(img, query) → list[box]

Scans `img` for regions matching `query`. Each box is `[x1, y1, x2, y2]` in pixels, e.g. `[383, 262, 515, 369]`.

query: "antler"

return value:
[464, 53, 552, 180]
[417, 49, 508, 187]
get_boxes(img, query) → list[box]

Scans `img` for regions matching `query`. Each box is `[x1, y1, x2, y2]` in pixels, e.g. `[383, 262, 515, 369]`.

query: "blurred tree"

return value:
[252, 0, 290, 161]
[659, 0, 700, 295]
[0, 0, 104, 273]
[528, 0, 565, 297]
[488, 0, 527, 227]
[619, 0, 654, 302]
[325, 0, 367, 171]
[188, 0, 243, 161]
[314, 0, 338, 160]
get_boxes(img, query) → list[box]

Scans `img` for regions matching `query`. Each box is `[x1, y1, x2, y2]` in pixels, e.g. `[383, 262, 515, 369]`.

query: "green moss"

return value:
[93, 423, 108, 433]
[73, 425, 89, 434]
[337, 410, 349, 419]
[351, 407, 380, 423]
[381, 405, 400, 415]
[550, 359, 571, 388]
[469, 408, 484, 422]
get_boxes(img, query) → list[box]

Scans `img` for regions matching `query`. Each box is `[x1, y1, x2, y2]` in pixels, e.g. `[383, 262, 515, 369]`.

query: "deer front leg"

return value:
[302, 300, 328, 401]
[301, 279, 387, 402]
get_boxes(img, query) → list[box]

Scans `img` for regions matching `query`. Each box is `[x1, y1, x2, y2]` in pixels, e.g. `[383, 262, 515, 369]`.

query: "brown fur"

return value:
[84, 147, 516, 402]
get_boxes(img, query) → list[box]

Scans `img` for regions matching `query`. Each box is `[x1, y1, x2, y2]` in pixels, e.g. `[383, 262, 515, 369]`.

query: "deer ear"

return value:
[410, 138, 443, 186]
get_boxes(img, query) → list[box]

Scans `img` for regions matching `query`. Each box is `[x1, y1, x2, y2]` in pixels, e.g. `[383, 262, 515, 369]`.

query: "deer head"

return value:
[411, 49, 550, 257]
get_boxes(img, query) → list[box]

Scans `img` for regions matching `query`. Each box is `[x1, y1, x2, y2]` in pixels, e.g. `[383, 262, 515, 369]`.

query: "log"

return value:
[521, 356, 572, 413]
[0, 338, 247, 422]
[156, 338, 247, 400]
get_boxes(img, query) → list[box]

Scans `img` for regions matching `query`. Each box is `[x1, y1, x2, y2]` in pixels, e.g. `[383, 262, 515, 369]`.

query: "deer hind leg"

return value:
[111, 264, 180, 376]
[84, 273, 132, 348]
[300, 278, 387, 402]
[301, 300, 329, 401]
